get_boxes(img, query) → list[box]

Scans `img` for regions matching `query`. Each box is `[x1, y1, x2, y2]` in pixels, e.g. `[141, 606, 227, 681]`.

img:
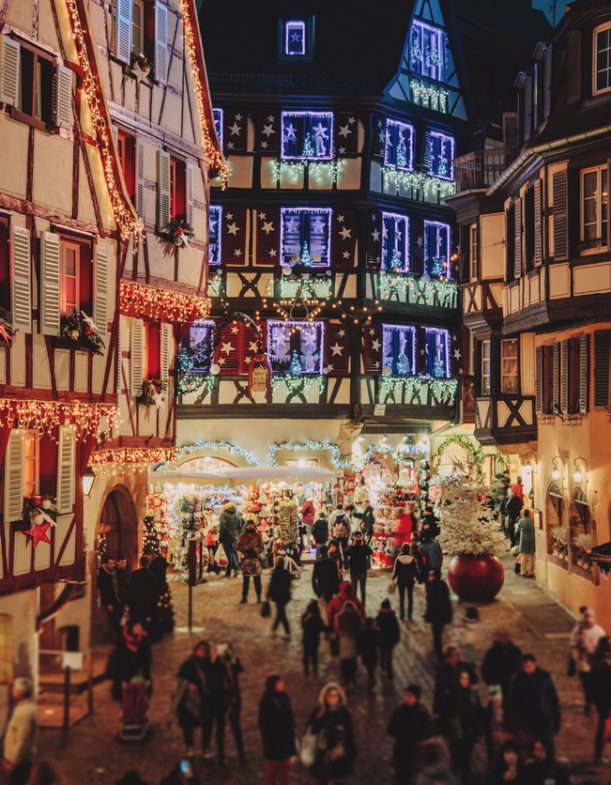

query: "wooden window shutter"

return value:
[56, 427, 76, 514]
[505, 202, 515, 280]
[566, 29, 581, 104]
[543, 45, 553, 118]
[560, 339, 569, 414]
[513, 197, 522, 278]
[55, 65, 73, 129]
[114, 0, 132, 64]
[130, 319, 144, 397]
[155, 1, 168, 85]
[116, 319, 123, 394]
[136, 140, 145, 217]
[523, 76, 532, 142]
[593, 330, 610, 408]
[157, 149, 171, 230]
[552, 169, 568, 260]
[579, 334, 589, 414]
[160, 323, 172, 381]
[40, 232, 61, 337]
[186, 162, 194, 228]
[535, 346, 544, 414]
[11, 225, 32, 334]
[1, 35, 20, 107]
[3, 431, 24, 523]
[94, 243, 108, 336]
[422, 130, 432, 173]
[362, 325, 381, 375]
[533, 179, 543, 266]
[552, 342, 560, 412]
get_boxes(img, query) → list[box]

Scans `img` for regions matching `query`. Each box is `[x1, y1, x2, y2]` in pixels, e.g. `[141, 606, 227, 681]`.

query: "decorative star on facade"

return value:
[374, 361, 380, 369]
[233, 249, 242, 257]
[371, 229, 381, 243]
[227, 222, 240, 235]
[416, 235, 424, 248]
[235, 113, 243, 121]
[218, 357, 226, 365]
[337, 215, 345, 223]
[338, 330, 346, 337]
[453, 348, 462, 360]
[221, 342, 234, 354]
[262, 123, 275, 137]
[226, 213, 233, 221]
[323, 364, 333, 374]
[342, 251, 350, 259]
[260, 141, 269, 149]
[338, 146, 346, 155]
[269, 248, 277, 257]
[229, 122, 242, 136]
[24, 522, 51, 548]
[371, 339, 381, 352]
[348, 116, 356, 124]
[267, 115, 275, 123]
[227, 141, 234, 150]
[230, 325, 239, 334]
[259, 212, 267, 221]
[331, 343, 343, 357]
[338, 124, 351, 138]
[262, 221, 275, 235]
[339, 227, 352, 240]
[369, 328, 376, 336]
[249, 341, 259, 353]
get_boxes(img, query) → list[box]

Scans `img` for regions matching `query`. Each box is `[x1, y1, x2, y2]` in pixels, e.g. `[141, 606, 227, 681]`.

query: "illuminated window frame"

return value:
[427, 130, 455, 180]
[267, 320, 325, 375]
[593, 23, 611, 96]
[384, 119, 415, 171]
[410, 19, 446, 82]
[280, 207, 333, 267]
[425, 327, 451, 378]
[208, 205, 222, 266]
[212, 108, 223, 149]
[285, 21, 306, 56]
[189, 320, 215, 375]
[381, 212, 410, 272]
[382, 324, 417, 376]
[281, 111, 334, 161]
[423, 220, 451, 278]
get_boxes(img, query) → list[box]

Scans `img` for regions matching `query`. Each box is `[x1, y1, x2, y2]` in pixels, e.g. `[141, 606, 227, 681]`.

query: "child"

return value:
[301, 600, 325, 677]
[460, 606, 481, 665]
[376, 599, 400, 678]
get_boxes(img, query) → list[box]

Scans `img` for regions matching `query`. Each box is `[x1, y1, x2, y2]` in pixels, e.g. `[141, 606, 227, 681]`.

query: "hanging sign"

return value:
[248, 354, 271, 398]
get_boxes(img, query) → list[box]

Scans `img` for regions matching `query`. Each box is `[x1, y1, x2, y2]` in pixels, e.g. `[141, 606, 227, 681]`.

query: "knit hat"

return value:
[405, 684, 421, 699]
[13, 677, 33, 698]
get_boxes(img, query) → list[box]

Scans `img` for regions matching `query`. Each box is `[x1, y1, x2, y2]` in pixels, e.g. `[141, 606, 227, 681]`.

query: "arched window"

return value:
[545, 483, 567, 563]
[569, 488, 594, 573]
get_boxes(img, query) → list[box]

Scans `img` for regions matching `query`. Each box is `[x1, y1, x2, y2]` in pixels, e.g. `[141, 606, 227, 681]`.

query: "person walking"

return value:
[433, 647, 479, 718]
[237, 520, 264, 603]
[425, 570, 453, 660]
[505, 489, 523, 548]
[361, 501, 375, 547]
[359, 617, 380, 693]
[327, 581, 365, 631]
[392, 543, 419, 621]
[312, 545, 341, 620]
[301, 600, 325, 677]
[112, 620, 152, 701]
[331, 506, 351, 569]
[376, 599, 400, 678]
[334, 601, 362, 688]
[267, 557, 293, 639]
[115, 555, 131, 608]
[258, 675, 296, 785]
[96, 554, 122, 628]
[305, 683, 356, 785]
[387, 684, 433, 785]
[481, 628, 522, 701]
[590, 635, 610, 764]
[441, 668, 483, 783]
[418, 528, 443, 582]
[516, 510, 535, 577]
[209, 644, 245, 765]
[421, 506, 440, 538]
[505, 654, 560, 755]
[126, 556, 157, 630]
[312, 513, 330, 560]
[345, 532, 372, 607]
[486, 741, 525, 785]
[219, 501, 241, 577]
[1, 678, 37, 785]
[173, 641, 214, 757]
[569, 607, 606, 716]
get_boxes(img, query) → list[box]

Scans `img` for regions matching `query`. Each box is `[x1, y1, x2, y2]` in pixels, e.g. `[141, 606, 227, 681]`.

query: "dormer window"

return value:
[593, 23, 611, 96]
[279, 17, 314, 60]
[285, 21, 306, 56]
[410, 20, 446, 82]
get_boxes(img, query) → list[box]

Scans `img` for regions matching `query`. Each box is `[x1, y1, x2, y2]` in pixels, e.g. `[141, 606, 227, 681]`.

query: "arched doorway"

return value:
[569, 487, 594, 574]
[545, 483, 567, 563]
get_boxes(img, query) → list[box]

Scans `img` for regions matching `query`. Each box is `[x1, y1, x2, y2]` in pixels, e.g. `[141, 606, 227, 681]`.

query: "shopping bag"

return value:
[299, 730, 318, 768]
[388, 578, 397, 595]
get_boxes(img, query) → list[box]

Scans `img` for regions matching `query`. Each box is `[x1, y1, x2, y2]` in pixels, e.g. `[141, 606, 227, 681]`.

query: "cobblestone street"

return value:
[39, 558, 607, 784]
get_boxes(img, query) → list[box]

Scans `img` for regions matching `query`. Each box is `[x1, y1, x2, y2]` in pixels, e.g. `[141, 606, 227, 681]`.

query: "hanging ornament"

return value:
[248, 353, 272, 397]
[24, 522, 51, 549]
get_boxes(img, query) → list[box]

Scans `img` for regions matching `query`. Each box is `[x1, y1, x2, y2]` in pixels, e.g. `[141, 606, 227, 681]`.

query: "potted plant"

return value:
[438, 480, 507, 602]
[164, 215, 194, 248]
[575, 534, 593, 569]
[137, 376, 167, 407]
[551, 526, 568, 560]
[131, 51, 151, 81]
[60, 310, 105, 354]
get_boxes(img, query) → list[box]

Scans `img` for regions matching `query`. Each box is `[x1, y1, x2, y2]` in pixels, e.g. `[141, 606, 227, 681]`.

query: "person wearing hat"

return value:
[345, 531, 373, 607]
[2, 677, 37, 785]
[387, 684, 433, 784]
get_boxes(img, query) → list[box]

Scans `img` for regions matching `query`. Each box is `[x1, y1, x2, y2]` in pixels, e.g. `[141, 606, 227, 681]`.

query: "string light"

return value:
[171, 440, 261, 467]
[269, 158, 346, 185]
[379, 376, 458, 403]
[0, 399, 118, 439]
[269, 440, 351, 469]
[89, 447, 178, 466]
[381, 166, 455, 198]
[409, 79, 449, 112]
[120, 281, 210, 323]
[377, 272, 457, 307]
[270, 374, 326, 396]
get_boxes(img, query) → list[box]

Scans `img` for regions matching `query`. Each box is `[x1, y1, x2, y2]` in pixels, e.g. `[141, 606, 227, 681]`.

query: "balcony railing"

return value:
[453, 148, 516, 193]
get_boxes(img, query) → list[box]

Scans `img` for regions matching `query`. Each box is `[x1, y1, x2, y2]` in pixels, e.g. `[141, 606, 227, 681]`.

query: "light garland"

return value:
[269, 439, 351, 469]
[276, 275, 334, 300]
[180, 0, 228, 185]
[409, 79, 449, 113]
[0, 399, 118, 439]
[379, 376, 458, 404]
[89, 447, 178, 466]
[64, 0, 141, 240]
[377, 272, 457, 308]
[381, 166, 455, 198]
[175, 440, 261, 466]
[120, 280, 210, 323]
[270, 374, 325, 396]
[269, 158, 346, 186]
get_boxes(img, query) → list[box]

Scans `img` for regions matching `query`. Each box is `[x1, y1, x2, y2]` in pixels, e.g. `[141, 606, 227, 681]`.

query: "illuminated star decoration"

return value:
[24, 522, 51, 548]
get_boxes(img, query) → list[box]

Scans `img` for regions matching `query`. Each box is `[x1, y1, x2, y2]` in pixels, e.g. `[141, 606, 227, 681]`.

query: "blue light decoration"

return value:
[212, 108, 223, 149]
[382, 324, 417, 376]
[177, 440, 261, 467]
[410, 20, 446, 82]
[425, 327, 451, 378]
[280, 207, 332, 267]
[281, 111, 334, 160]
[384, 119, 415, 171]
[423, 220, 451, 278]
[382, 212, 410, 272]
[269, 439, 352, 469]
[208, 205, 222, 265]
[426, 130, 455, 180]
[285, 20, 306, 56]
[267, 320, 324, 375]
[187, 320, 215, 374]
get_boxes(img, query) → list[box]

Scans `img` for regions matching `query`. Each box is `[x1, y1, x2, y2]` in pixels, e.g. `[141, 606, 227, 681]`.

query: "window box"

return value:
[59, 309, 105, 355]
[17, 495, 57, 532]
[281, 111, 334, 160]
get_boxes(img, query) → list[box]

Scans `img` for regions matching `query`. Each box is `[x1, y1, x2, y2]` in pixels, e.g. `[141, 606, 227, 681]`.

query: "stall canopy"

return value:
[151, 465, 336, 486]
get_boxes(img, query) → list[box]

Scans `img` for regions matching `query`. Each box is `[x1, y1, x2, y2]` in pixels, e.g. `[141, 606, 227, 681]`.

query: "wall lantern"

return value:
[572, 456, 588, 485]
[550, 456, 564, 482]
[82, 467, 96, 497]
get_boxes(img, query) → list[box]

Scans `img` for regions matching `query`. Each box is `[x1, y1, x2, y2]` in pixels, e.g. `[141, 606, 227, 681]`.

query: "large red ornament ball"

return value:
[447, 553, 504, 602]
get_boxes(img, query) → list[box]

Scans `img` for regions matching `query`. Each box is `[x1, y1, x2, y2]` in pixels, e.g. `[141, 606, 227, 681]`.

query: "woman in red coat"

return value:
[392, 503, 417, 551]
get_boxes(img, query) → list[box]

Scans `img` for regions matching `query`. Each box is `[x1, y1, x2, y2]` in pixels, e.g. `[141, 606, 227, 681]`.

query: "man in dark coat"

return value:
[362, 501, 375, 545]
[173, 641, 214, 755]
[345, 532, 373, 607]
[97, 554, 122, 627]
[424, 570, 453, 660]
[312, 513, 329, 560]
[219, 502, 241, 577]
[421, 506, 440, 538]
[127, 556, 157, 628]
[208, 645, 245, 764]
[311, 545, 340, 606]
[505, 654, 561, 752]
[481, 627, 522, 700]
[433, 646, 478, 716]
[505, 489, 523, 547]
[376, 599, 401, 677]
[258, 676, 296, 776]
[387, 684, 433, 784]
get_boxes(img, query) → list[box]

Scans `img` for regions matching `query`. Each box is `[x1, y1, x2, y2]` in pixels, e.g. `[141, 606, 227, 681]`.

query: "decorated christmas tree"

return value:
[438, 481, 506, 557]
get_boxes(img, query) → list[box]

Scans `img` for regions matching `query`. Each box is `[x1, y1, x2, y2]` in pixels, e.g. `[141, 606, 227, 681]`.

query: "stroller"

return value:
[118, 677, 150, 741]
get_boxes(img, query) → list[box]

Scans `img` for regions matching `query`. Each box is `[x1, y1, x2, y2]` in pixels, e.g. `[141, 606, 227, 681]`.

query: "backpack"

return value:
[334, 514, 349, 537]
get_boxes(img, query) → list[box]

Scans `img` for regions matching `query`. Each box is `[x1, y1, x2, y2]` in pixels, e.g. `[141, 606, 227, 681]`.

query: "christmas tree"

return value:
[438, 480, 506, 557]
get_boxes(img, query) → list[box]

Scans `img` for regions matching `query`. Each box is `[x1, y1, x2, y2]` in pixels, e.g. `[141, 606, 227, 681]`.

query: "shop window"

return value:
[60, 239, 92, 317]
[580, 165, 608, 249]
[593, 22, 611, 96]
[382, 324, 416, 376]
[384, 119, 415, 171]
[0, 615, 12, 684]
[424, 220, 451, 278]
[410, 20, 446, 82]
[212, 108, 223, 149]
[117, 130, 136, 202]
[280, 208, 332, 267]
[23, 430, 38, 497]
[381, 212, 409, 272]
[425, 328, 450, 378]
[501, 338, 519, 394]
[569, 488, 594, 573]
[546, 483, 567, 560]
[281, 111, 334, 160]
[267, 320, 324, 375]
[208, 206, 222, 265]
[144, 322, 160, 379]
[188, 320, 214, 375]
[480, 339, 491, 396]
[426, 130, 455, 180]
[18, 45, 54, 126]
[170, 157, 186, 220]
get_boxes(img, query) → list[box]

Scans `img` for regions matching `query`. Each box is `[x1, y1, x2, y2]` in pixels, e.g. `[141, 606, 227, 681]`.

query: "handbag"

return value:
[260, 600, 271, 618]
[388, 577, 397, 595]
[299, 729, 318, 768]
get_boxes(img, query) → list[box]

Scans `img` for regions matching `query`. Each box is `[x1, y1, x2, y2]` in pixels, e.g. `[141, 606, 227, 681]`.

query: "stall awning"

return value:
[150, 465, 336, 486]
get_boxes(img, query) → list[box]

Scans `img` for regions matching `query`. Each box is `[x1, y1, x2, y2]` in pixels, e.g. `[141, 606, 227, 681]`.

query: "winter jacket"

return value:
[335, 604, 362, 659]
[345, 542, 372, 574]
[441, 685, 482, 742]
[524, 759, 570, 785]
[425, 579, 452, 626]
[312, 557, 340, 600]
[418, 539, 443, 574]
[505, 667, 560, 736]
[517, 515, 535, 553]
[433, 661, 478, 715]
[392, 552, 420, 586]
[376, 607, 401, 649]
[387, 703, 433, 774]
[2, 698, 37, 766]
[332, 515, 351, 539]
[173, 655, 212, 720]
[219, 504, 241, 542]
[127, 566, 157, 624]
[97, 567, 120, 608]
[208, 656, 244, 709]
[421, 512, 440, 538]
[481, 641, 523, 697]
[301, 609, 325, 647]
[301, 501, 316, 526]
[237, 528, 263, 576]
[359, 625, 380, 666]
[362, 506, 375, 535]
[328, 508, 349, 534]
[590, 654, 611, 713]
[307, 687, 356, 780]
[506, 494, 523, 524]
[258, 690, 296, 761]
[312, 518, 329, 544]
[393, 513, 416, 548]
[327, 582, 365, 629]
[267, 565, 293, 604]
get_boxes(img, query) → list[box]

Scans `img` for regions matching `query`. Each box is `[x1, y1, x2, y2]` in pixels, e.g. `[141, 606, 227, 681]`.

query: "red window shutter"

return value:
[331, 209, 356, 268]
[366, 210, 382, 268]
[335, 113, 359, 155]
[362, 323, 381, 374]
[239, 321, 266, 375]
[222, 207, 247, 266]
[255, 207, 280, 266]
[146, 322, 161, 379]
[255, 111, 280, 154]
[214, 322, 241, 374]
[324, 323, 350, 376]
[38, 434, 58, 498]
[223, 108, 248, 153]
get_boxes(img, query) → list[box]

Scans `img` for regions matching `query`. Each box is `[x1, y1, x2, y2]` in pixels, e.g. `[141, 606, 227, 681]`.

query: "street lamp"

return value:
[82, 467, 96, 497]
[550, 456, 564, 483]
[572, 457, 588, 485]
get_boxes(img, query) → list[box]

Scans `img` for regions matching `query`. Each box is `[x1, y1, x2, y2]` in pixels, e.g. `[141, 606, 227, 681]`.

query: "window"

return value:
[384, 119, 415, 171]
[280, 208, 332, 267]
[208, 206, 222, 265]
[381, 212, 409, 272]
[501, 338, 519, 393]
[60, 241, 79, 316]
[281, 111, 334, 160]
[144, 322, 160, 379]
[426, 131, 455, 180]
[580, 166, 608, 247]
[424, 220, 451, 278]
[469, 223, 478, 279]
[132, 0, 145, 55]
[213, 108, 223, 149]
[170, 157, 186, 220]
[188, 320, 214, 375]
[593, 23, 611, 95]
[18, 45, 54, 125]
[23, 430, 38, 497]
[0, 615, 13, 684]
[382, 324, 416, 375]
[410, 20, 446, 82]
[480, 339, 491, 395]
[424, 328, 450, 378]
[284, 20, 306, 56]
[117, 129, 136, 202]
[267, 320, 324, 374]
